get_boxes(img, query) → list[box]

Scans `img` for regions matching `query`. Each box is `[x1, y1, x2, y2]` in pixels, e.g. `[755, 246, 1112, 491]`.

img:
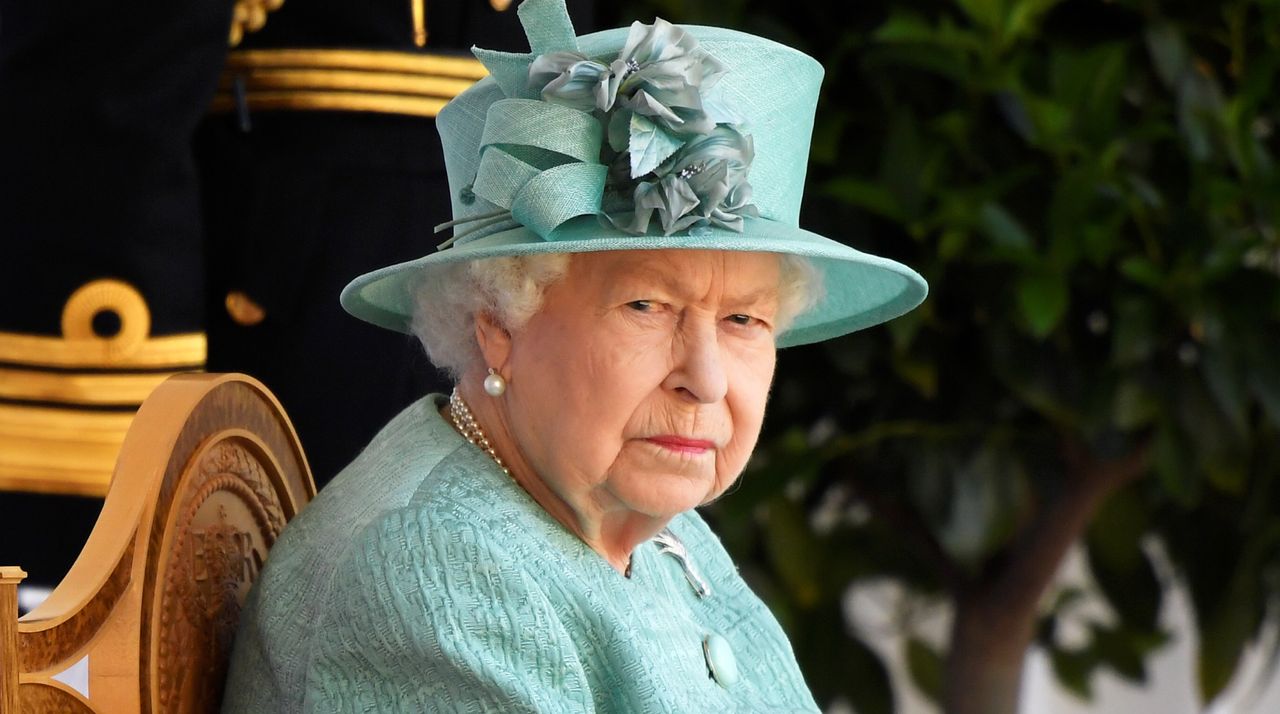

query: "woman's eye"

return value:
[626, 300, 653, 312]
[725, 313, 773, 332]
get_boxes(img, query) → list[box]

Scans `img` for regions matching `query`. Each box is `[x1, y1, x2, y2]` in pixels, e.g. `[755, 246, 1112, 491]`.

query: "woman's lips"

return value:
[644, 435, 716, 454]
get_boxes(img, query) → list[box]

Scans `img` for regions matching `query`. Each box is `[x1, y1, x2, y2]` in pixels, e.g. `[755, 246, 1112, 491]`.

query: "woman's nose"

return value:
[662, 319, 729, 404]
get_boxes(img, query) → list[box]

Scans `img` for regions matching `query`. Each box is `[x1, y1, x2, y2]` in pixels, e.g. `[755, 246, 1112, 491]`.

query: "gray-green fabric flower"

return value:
[525, 16, 758, 236]
[606, 125, 758, 235]
[529, 51, 613, 111]
[529, 18, 726, 136]
[610, 18, 726, 137]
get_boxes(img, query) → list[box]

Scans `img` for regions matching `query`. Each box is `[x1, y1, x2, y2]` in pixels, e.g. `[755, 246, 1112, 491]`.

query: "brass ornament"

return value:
[0, 277, 205, 370]
[411, 0, 427, 47]
[228, 0, 285, 47]
[0, 367, 169, 406]
[0, 403, 135, 496]
[209, 48, 488, 119]
[0, 278, 206, 495]
[222, 49, 489, 77]
[60, 278, 151, 361]
[224, 291, 267, 326]
[0, 331, 205, 370]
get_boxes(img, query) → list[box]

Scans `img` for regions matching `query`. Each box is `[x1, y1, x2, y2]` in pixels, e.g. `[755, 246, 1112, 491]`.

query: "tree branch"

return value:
[980, 433, 1150, 620]
[843, 466, 969, 592]
[943, 434, 1150, 714]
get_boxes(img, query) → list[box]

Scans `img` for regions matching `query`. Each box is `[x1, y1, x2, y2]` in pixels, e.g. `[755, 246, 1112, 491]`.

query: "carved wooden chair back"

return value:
[0, 373, 315, 713]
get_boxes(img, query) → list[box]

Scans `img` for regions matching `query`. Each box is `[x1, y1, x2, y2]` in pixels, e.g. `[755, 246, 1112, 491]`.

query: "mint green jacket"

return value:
[221, 395, 819, 712]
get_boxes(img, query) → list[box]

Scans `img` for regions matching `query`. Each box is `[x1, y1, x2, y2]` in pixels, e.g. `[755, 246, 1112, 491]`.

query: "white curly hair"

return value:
[410, 252, 823, 380]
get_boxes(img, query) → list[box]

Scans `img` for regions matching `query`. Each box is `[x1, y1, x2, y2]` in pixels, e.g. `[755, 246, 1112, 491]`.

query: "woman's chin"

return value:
[605, 446, 727, 518]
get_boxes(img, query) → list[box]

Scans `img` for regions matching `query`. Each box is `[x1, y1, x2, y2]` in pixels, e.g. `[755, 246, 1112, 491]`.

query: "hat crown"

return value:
[436, 22, 824, 242]
[338, 1, 924, 347]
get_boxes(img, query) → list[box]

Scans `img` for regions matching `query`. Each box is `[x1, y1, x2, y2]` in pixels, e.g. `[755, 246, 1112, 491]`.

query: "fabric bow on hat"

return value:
[439, 0, 759, 247]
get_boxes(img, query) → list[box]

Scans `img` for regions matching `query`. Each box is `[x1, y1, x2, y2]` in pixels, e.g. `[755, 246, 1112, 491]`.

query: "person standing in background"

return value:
[0, 0, 591, 591]
[0, 0, 232, 590]
[198, 0, 594, 486]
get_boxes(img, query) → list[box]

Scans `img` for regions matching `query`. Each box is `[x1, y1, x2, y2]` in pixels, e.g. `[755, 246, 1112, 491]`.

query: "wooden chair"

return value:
[1, 373, 316, 713]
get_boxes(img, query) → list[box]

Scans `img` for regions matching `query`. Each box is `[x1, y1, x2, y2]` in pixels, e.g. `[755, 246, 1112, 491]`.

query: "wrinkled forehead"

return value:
[566, 249, 783, 302]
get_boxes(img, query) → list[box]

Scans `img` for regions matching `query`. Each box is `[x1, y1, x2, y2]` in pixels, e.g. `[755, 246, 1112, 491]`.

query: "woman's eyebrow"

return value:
[609, 271, 780, 306]
[727, 285, 782, 306]
[608, 267, 687, 296]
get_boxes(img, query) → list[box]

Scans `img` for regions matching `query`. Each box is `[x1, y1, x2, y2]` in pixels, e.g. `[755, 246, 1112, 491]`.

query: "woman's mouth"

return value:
[644, 435, 716, 455]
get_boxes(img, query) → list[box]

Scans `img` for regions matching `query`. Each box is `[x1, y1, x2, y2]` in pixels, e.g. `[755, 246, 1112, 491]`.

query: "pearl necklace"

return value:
[447, 389, 709, 589]
[448, 388, 509, 475]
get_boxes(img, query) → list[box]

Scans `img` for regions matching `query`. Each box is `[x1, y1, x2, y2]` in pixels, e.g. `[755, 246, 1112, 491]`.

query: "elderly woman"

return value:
[222, 1, 926, 711]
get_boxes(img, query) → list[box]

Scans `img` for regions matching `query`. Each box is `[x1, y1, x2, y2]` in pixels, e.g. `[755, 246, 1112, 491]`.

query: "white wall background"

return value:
[843, 546, 1280, 714]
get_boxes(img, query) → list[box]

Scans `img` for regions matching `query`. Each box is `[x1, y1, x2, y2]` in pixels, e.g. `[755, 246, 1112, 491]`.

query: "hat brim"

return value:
[340, 215, 927, 348]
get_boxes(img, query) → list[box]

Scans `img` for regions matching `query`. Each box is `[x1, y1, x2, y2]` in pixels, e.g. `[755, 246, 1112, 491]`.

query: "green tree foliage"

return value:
[603, 1, 1280, 712]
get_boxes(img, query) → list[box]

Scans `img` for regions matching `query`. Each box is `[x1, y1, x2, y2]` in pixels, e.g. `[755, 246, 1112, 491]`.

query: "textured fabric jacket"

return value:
[221, 395, 820, 712]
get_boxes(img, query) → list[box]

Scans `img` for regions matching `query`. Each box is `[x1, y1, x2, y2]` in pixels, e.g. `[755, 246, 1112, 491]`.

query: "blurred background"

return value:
[4, 0, 1280, 712]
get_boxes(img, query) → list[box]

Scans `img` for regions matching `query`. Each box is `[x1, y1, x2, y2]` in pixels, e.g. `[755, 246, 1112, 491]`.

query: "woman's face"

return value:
[499, 249, 780, 522]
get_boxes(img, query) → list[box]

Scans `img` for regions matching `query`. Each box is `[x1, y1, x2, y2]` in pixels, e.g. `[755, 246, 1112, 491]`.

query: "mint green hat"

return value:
[341, 0, 927, 347]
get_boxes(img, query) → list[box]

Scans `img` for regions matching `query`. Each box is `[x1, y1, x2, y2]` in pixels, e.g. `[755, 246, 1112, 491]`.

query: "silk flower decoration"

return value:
[439, 7, 759, 246]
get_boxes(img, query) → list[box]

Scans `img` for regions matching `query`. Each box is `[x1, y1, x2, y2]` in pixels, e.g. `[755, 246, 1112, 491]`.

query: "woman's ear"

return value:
[474, 311, 513, 374]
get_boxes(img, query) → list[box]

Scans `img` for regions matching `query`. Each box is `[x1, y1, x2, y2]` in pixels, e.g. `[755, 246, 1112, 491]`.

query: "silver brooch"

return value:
[653, 528, 711, 598]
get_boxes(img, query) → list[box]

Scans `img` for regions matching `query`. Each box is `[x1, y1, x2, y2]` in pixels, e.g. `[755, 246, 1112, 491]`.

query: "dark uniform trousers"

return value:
[0, 0, 233, 588]
[199, 0, 592, 485]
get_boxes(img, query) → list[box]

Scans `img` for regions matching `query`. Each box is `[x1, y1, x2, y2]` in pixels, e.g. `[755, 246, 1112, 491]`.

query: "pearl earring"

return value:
[483, 367, 507, 397]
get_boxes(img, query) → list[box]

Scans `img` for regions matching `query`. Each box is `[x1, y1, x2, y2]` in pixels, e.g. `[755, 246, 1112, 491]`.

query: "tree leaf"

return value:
[874, 10, 985, 53]
[1091, 624, 1163, 684]
[893, 356, 938, 399]
[1048, 43, 1128, 144]
[843, 632, 896, 714]
[1017, 271, 1069, 338]
[1118, 257, 1165, 290]
[1087, 485, 1148, 571]
[874, 12, 942, 44]
[1177, 68, 1227, 162]
[1176, 374, 1248, 496]
[1050, 647, 1097, 700]
[996, 92, 1038, 143]
[938, 229, 970, 261]
[905, 637, 944, 705]
[880, 111, 935, 218]
[1045, 167, 1098, 265]
[1112, 381, 1159, 430]
[1248, 354, 1280, 427]
[1153, 423, 1200, 508]
[1086, 540, 1163, 634]
[792, 599, 896, 713]
[1198, 581, 1256, 702]
[1110, 298, 1161, 367]
[954, 0, 1003, 32]
[1005, 0, 1066, 45]
[862, 43, 972, 83]
[979, 201, 1035, 257]
[1202, 347, 1249, 435]
[762, 498, 824, 607]
[1024, 96, 1074, 150]
[822, 177, 906, 221]
[1145, 22, 1190, 90]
